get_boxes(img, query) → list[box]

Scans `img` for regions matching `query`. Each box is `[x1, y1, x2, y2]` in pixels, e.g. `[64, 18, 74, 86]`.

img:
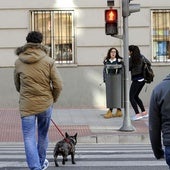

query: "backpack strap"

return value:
[142, 55, 151, 66]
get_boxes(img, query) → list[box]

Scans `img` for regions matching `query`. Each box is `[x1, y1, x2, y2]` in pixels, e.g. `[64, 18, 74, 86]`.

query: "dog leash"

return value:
[51, 118, 65, 138]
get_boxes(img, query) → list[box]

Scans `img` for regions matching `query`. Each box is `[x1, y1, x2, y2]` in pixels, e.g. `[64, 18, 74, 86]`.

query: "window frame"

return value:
[30, 10, 75, 65]
[151, 9, 170, 63]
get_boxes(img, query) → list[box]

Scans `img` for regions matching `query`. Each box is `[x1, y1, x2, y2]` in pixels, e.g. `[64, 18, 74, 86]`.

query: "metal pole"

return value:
[119, 16, 135, 131]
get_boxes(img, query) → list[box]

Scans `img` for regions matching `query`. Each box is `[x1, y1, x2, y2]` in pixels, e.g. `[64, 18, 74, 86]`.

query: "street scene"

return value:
[0, 0, 170, 170]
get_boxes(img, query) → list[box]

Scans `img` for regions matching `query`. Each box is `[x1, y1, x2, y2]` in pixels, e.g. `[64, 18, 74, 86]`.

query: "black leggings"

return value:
[130, 80, 145, 114]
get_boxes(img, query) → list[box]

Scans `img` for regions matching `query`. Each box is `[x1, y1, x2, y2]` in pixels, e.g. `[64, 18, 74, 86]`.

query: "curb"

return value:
[77, 133, 150, 144]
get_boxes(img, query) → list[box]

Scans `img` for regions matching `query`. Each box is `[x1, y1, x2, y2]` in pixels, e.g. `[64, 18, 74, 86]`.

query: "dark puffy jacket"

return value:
[129, 55, 144, 81]
[149, 74, 170, 159]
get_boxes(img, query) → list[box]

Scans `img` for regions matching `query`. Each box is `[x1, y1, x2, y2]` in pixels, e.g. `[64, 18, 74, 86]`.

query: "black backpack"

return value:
[142, 57, 154, 84]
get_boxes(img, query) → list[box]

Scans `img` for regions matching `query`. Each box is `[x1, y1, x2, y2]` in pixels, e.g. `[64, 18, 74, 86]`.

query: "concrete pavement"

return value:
[0, 108, 149, 144]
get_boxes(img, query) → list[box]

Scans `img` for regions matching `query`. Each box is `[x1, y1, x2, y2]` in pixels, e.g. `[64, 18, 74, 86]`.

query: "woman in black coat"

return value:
[129, 45, 148, 121]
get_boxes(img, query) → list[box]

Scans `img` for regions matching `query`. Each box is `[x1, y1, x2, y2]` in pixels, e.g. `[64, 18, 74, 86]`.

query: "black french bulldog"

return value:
[53, 132, 78, 167]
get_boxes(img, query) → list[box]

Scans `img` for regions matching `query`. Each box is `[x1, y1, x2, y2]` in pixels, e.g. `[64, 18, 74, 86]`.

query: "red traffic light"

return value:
[105, 9, 117, 23]
[105, 9, 118, 35]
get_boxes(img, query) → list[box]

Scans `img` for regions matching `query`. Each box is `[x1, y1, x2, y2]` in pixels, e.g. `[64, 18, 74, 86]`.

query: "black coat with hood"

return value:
[149, 74, 170, 159]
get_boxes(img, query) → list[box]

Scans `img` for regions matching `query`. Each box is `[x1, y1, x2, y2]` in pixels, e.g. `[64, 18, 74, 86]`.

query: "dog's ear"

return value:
[74, 133, 77, 138]
[65, 132, 69, 138]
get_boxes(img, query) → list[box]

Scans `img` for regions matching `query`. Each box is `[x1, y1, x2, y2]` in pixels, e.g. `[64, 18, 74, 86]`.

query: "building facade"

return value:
[1, 0, 170, 109]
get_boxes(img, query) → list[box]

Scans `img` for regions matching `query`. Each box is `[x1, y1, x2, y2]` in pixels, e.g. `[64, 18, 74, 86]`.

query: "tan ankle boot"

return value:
[104, 110, 113, 118]
[112, 110, 123, 118]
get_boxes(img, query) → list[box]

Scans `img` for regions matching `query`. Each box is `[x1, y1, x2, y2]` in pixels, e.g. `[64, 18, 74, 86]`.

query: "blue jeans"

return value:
[21, 106, 52, 170]
[165, 146, 170, 168]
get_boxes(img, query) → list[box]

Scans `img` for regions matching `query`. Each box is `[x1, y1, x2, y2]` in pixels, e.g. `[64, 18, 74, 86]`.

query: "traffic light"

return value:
[105, 9, 118, 36]
[122, 0, 140, 17]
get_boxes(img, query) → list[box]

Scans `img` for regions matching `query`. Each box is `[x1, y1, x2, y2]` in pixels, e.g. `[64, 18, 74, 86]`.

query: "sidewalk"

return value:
[0, 108, 149, 144]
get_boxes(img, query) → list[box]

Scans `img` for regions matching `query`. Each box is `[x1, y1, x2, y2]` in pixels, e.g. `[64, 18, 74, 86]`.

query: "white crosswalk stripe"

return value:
[0, 143, 167, 169]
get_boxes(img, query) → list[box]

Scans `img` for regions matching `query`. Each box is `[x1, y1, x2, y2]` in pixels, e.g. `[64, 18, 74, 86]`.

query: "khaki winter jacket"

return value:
[14, 43, 62, 117]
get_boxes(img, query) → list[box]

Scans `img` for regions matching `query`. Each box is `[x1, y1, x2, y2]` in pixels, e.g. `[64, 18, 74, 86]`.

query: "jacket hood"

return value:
[15, 43, 50, 64]
[163, 74, 170, 81]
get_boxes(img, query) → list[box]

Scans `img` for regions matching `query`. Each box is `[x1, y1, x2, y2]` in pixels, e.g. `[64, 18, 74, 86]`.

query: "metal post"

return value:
[119, 16, 135, 131]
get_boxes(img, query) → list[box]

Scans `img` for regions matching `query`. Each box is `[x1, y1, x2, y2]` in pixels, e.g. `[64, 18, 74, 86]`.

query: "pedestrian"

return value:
[14, 31, 62, 170]
[149, 74, 170, 169]
[129, 45, 148, 121]
[103, 47, 123, 119]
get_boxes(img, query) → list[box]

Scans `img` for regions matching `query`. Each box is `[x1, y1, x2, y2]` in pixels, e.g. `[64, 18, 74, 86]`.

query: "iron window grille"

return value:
[152, 9, 170, 62]
[31, 10, 74, 64]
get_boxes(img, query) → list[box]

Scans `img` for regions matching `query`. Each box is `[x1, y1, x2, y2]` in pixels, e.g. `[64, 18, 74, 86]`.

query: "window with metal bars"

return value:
[152, 9, 170, 62]
[31, 10, 74, 64]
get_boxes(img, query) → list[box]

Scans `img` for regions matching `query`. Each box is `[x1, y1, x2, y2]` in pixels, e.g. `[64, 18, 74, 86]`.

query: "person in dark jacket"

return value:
[129, 45, 148, 121]
[149, 74, 170, 169]
[103, 47, 123, 118]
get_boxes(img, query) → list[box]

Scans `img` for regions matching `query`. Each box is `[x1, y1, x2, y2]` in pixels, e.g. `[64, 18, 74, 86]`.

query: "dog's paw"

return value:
[72, 161, 76, 164]
[55, 162, 59, 167]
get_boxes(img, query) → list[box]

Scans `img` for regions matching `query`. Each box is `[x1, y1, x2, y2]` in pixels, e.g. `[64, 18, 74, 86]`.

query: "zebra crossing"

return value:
[0, 143, 168, 170]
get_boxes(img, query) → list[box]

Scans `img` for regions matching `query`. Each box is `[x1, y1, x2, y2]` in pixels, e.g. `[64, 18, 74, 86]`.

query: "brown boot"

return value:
[112, 110, 123, 118]
[104, 110, 113, 119]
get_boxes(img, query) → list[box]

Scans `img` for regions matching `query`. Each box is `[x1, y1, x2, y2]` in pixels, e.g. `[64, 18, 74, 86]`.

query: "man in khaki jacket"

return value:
[14, 31, 62, 170]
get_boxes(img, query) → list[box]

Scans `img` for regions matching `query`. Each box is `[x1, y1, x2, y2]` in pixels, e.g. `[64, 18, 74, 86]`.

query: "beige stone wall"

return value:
[0, 0, 170, 108]
[0, 0, 170, 67]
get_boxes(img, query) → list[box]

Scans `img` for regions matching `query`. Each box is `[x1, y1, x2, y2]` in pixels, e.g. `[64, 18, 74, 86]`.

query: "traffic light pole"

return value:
[105, 0, 140, 131]
[119, 16, 135, 131]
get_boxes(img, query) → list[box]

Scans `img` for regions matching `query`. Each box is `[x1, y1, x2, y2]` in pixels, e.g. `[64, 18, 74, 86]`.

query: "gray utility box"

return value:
[105, 64, 124, 108]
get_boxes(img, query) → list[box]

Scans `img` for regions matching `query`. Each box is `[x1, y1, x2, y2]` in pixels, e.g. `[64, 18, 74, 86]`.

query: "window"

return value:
[31, 10, 74, 64]
[152, 10, 170, 62]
